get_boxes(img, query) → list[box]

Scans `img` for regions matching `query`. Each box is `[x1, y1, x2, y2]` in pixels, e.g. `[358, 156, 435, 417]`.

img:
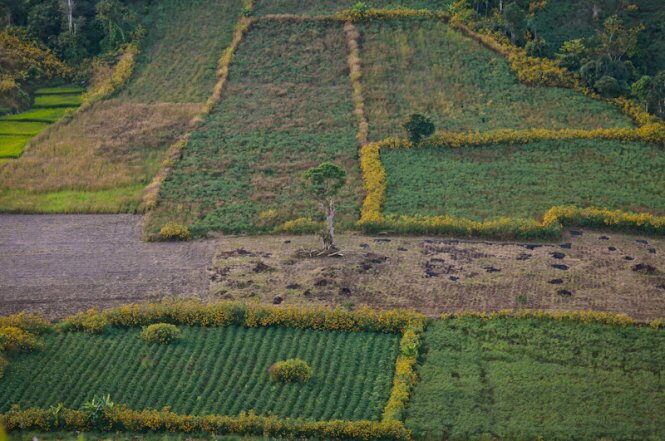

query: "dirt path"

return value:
[0, 215, 217, 318]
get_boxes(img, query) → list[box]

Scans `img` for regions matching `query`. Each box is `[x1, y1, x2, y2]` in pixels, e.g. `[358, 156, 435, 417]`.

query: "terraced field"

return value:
[406, 317, 665, 440]
[0, 86, 83, 159]
[0, 325, 399, 420]
[253, 0, 451, 16]
[148, 19, 361, 234]
[381, 139, 665, 221]
[359, 20, 634, 140]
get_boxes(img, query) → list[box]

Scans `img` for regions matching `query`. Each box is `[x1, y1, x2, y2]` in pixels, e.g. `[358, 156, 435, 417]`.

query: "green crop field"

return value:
[0, 325, 399, 421]
[150, 20, 361, 234]
[381, 139, 665, 221]
[120, 0, 243, 103]
[33, 93, 84, 108]
[35, 86, 86, 95]
[0, 136, 31, 158]
[0, 107, 76, 123]
[406, 317, 665, 441]
[0, 121, 50, 136]
[253, 0, 452, 16]
[359, 20, 634, 140]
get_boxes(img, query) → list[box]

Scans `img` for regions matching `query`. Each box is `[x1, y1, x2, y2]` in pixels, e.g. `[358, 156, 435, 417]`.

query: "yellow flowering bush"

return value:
[0, 312, 50, 334]
[275, 217, 321, 234]
[158, 223, 192, 241]
[0, 326, 40, 352]
[59, 309, 109, 334]
[268, 359, 312, 383]
[141, 323, 181, 344]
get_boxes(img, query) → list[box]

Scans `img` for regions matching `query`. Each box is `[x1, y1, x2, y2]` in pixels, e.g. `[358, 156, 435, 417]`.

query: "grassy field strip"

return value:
[120, 0, 243, 103]
[381, 139, 665, 221]
[149, 19, 361, 235]
[358, 20, 634, 139]
[253, 0, 453, 16]
[0, 136, 33, 158]
[0, 326, 399, 421]
[0, 107, 78, 123]
[406, 317, 665, 440]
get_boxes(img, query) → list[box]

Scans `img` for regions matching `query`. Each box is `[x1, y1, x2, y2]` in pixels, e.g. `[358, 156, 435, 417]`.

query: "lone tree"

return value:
[302, 163, 346, 251]
[403, 113, 435, 145]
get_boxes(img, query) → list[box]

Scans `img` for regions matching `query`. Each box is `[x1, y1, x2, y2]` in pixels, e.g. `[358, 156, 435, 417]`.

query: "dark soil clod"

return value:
[648, 248, 657, 254]
[636, 239, 649, 245]
[314, 279, 330, 287]
[339, 287, 352, 296]
[252, 262, 273, 273]
[549, 279, 564, 284]
[559, 243, 572, 249]
[283, 240, 291, 244]
[359, 243, 369, 249]
[516, 253, 532, 261]
[552, 264, 569, 270]
[598, 236, 610, 240]
[557, 289, 573, 297]
[550, 252, 566, 259]
[449, 276, 460, 282]
[484, 266, 501, 273]
[632, 263, 658, 275]
[397, 247, 408, 251]
[286, 283, 301, 290]
[570, 230, 583, 236]
[608, 246, 616, 251]
[374, 238, 391, 243]
[623, 256, 635, 261]
[425, 270, 439, 278]
[303, 290, 312, 297]
[524, 244, 543, 250]
[657, 284, 665, 290]
[272, 296, 283, 304]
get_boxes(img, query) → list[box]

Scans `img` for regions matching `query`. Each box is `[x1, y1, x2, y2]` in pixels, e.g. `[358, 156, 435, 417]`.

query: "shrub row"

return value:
[358, 135, 665, 238]
[382, 320, 424, 422]
[0, 407, 411, 441]
[59, 299, 425, 335]
[336, 8, 448, 22]
[0, 314, 45, 378]
[440, 309, 665, 329]
[84, 43, 140, 105]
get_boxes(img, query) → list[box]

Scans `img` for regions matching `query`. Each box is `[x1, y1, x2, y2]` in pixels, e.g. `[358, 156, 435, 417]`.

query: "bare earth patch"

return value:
[209, 232, 665, 320]
[0, 215, 216, 318]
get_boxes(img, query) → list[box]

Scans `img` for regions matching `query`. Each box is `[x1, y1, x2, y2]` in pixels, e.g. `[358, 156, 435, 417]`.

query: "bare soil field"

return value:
[1, 215, 663, 320]
[0, 215, 216, 317]
[209, 232, 665, 320]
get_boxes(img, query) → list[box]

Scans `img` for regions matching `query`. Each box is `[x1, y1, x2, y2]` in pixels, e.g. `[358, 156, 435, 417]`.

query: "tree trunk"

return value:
[592, 3, 600, 20]
[67, 0, 74, 33]
[499, 0, 503, 13]
[321, 200, 336, 251]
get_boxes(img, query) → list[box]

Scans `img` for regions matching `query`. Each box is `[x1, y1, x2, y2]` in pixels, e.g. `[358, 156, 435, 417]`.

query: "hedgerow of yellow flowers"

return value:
[84, 43, 139, 104]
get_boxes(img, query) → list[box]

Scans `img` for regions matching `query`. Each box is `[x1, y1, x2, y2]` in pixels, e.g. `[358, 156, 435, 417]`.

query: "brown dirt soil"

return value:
[0, 215, 216, 318]
[209, 232, 665, 320]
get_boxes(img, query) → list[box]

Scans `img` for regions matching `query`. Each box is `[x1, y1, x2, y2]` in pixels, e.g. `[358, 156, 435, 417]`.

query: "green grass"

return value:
[0, 185, 145, 213]
[0, 107, 77, 123]
[406, 317, 665, 441]
[532, 0, 665, 75]
[0, 136, 31, 158]
[359, 20, 634, 140]
[381, 139, 665, 221]
[33, 93, 84, 108]
[0, 325, 399, 421]
[253, 0, 452, 16]
[152, 20, 361, 234]
[34, 86, 86, 95]
[0, 121, 50, 136]
[120, 0, 243, 103]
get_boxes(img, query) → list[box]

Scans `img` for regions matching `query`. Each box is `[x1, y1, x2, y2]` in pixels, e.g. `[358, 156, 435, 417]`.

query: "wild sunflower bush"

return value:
[268, 359, 313, 383]
[141, 323, 181, 344]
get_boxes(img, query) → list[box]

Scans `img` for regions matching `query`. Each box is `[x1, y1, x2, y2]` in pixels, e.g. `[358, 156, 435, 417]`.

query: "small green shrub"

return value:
[141, 323, 181, 344]
[268, 358, 312, 383]
[403, 113, 435, 145]
[159, 223, 191, 241]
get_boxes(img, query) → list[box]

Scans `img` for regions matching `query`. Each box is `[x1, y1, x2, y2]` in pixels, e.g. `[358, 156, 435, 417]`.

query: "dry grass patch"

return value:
[0, 100, 198, 200]
[208, 232, 665, 320]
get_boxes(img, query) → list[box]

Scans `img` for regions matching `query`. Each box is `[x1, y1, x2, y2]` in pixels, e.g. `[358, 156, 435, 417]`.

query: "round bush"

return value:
[159, 223, 191, 241]
[268, 358, 312, 383]
[141, 323, 181, 344]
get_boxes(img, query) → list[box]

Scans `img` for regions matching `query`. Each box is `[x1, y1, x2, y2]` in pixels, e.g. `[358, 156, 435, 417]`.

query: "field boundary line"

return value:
[344, 22, 369, 146]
